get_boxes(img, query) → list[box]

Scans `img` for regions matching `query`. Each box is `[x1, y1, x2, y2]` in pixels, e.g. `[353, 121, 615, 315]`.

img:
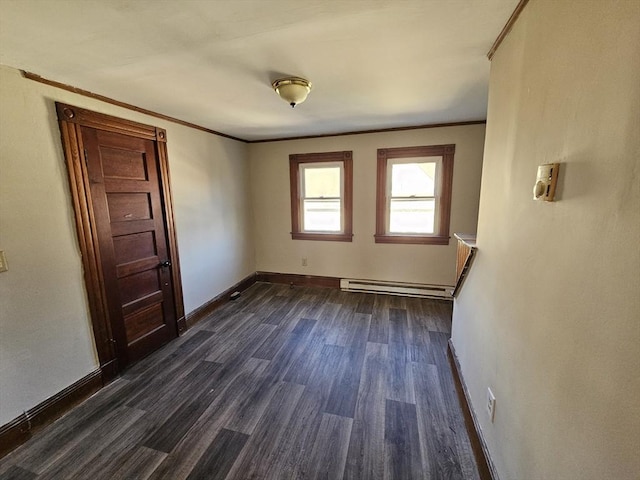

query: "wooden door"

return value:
[83, 127, 177, 366]
[57, 103, 185, 378]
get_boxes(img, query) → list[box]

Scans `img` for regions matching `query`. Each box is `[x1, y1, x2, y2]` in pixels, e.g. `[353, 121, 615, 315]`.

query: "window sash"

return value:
[386, 158, 441, 235]
[299, 161, 344, 233]
[302, 198, 342, 232]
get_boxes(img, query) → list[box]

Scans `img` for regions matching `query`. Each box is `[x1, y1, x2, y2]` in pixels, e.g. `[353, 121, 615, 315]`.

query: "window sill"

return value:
[374, 234, 450, 245]
[291, 232, 353, 242]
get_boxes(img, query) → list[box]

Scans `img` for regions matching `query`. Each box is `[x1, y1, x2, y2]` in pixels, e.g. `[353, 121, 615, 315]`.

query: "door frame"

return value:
[56, 102, 186, 380]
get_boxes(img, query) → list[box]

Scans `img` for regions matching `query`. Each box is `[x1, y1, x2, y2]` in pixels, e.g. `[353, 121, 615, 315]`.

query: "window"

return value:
[289, 151, 353, 241]
[375, 145, 454, 245]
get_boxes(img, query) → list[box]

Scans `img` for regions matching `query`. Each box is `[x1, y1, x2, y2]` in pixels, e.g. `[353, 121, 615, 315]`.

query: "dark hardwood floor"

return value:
[0, 283, 482, 480]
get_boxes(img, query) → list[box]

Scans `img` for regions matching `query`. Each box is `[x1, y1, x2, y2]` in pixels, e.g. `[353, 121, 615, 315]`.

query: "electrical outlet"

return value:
[487, 387, 496, 422]
[0, 251, 7, 273]
[302, 257, 308, 267]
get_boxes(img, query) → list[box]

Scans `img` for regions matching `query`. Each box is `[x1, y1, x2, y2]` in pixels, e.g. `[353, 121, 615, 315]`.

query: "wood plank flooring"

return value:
[0, 283, 481, 480]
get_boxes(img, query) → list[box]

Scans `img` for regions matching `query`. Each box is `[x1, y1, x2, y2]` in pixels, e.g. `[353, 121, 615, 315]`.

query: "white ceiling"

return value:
[0, 0, 518, 141]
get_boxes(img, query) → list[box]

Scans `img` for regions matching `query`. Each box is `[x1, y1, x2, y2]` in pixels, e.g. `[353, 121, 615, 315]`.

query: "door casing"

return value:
[56, 102, 186, 380]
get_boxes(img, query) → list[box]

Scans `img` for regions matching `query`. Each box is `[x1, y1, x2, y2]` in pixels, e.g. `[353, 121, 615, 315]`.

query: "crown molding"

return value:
[249, 120, 486, 144]
[22, 71, 246, 143]
[487, 0, 530, 60]
[23, 71, 486, 144]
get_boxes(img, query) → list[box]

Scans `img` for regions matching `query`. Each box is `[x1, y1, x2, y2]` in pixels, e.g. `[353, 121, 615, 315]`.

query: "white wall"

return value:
[451, 1, 640, 479]
[0, 65, 255, 425]
[166, 120, 254, 314]
[249, 125, 485, 286]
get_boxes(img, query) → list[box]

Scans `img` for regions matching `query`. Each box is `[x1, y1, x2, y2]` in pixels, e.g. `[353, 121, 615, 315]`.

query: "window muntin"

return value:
[289, 151, 353, 242]
[375, 145, 454, 245]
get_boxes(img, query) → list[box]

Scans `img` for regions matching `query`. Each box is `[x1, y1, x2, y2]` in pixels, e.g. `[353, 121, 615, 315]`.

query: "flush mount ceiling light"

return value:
[272, 76, 312, 108]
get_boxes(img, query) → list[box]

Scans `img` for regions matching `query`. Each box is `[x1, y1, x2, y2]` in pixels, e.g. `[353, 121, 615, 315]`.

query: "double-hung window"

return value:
[289, 151, 353, 242]
[375, 145, 454, 245]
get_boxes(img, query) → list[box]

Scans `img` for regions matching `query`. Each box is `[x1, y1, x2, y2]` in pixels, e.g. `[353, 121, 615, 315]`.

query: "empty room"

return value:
[0, 0, 638, 479]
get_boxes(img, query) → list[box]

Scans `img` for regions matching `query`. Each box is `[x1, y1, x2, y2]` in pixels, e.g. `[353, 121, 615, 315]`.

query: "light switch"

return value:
[533, 163, 560, 202]
[0, 251, 7, 273]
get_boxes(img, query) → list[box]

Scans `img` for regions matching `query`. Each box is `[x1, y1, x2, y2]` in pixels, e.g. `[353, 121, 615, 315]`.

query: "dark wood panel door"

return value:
[83, 126, 178, 368]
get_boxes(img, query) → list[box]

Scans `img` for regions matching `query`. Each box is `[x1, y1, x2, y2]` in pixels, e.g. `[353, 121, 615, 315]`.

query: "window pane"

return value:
[389, 199, 435, 234]
[391, 162, 436, 197]
[304, 166, 341, 198]
[303, 199, 341, 231]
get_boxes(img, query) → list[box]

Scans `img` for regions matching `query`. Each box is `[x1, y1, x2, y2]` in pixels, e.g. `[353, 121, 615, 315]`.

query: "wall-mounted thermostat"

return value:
[533, 163, 560, 201]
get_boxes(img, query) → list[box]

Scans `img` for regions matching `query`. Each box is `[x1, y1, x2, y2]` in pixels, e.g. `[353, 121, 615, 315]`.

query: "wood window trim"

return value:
[56, 103, 185, 380]
[375, 144, 455, 245]
[289, 151, 353, 242]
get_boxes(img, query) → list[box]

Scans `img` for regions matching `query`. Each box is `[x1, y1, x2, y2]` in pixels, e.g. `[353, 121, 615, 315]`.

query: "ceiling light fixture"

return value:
[272, 76, 312, 108]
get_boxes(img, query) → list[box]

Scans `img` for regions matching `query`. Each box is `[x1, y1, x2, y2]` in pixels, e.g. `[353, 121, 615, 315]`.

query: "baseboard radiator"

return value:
[340, 278, 453, 300]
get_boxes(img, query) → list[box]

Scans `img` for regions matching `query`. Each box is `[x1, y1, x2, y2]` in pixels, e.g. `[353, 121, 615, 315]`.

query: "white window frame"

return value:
[299, 161, 344, 233]
[386, 156, 442, 235]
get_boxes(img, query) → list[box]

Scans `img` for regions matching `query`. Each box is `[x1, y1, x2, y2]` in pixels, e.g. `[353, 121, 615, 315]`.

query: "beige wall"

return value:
[249, 125, 485, 285]
[451, 1, 640, 479]
[0, 65, 255, 425]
